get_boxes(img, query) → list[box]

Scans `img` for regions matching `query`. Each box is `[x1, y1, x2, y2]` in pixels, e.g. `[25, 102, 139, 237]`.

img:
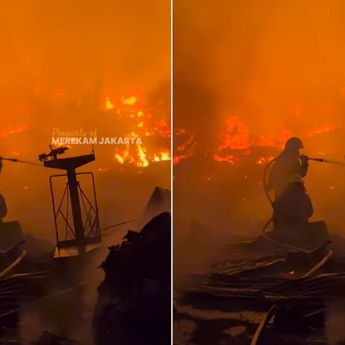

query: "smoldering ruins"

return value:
[174, 1, 345, 344]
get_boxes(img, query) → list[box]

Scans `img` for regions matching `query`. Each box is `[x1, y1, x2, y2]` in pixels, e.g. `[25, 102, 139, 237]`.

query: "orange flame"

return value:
[174, 114, 340, 166]
[105, 93, 171, 168]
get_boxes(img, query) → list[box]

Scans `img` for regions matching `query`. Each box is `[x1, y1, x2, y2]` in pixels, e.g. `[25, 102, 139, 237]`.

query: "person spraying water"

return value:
[264, 137, 345, 205]
[262, 137, 345, 249]
[266, 137, 309, 199]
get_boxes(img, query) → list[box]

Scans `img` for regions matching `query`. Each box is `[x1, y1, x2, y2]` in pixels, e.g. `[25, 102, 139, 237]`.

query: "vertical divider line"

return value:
[170, 0, 174, 343]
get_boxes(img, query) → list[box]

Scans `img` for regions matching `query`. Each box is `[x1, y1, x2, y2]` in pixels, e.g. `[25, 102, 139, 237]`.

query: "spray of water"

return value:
[309, 157, 345, 166]
[0, 157, 42, 167]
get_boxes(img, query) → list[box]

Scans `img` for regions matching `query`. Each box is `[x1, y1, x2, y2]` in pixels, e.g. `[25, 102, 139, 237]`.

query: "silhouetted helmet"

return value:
[284, 137, 304, 150]
[288, 174, 304, 185]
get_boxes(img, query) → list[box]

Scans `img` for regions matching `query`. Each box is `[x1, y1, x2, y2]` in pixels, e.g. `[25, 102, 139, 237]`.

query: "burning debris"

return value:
[106, 93, 171, 168]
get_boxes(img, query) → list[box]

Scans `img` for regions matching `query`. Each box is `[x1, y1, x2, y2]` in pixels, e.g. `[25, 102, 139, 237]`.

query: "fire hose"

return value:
[0, 156, 41, 167]
[261, 154, 342, 253]
[251, 155, 339, 345]
[261, 154, 300, 251]
[261, 154, 342, 206]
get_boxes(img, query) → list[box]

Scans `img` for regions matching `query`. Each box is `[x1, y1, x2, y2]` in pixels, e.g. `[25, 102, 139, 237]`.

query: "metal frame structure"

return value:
[39, 148, 101, 257]
[49, 172, 101, 254]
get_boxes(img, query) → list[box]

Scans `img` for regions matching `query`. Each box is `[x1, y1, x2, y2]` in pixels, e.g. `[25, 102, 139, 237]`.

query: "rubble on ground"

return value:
[175, 225, 345, 345]
[93, 212, 171, 345]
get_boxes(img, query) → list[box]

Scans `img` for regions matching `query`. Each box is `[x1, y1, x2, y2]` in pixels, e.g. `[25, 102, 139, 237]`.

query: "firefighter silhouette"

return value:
[272, 174, 313, 233]
[267, 137, 309, 198]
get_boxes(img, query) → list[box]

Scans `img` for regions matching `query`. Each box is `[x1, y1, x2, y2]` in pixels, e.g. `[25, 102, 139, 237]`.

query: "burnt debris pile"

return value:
[32, 331, 81, 345]
[93, 212, 171, 345]
[0, 241, 47, 343]
[176, 227, 345, 345]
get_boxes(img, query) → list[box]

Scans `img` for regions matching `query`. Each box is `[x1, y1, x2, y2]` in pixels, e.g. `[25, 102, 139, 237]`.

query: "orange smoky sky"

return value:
[175, 0, 345, 153]
[0, 0, 170, 97]
[174, 0, 345, 242]
[0, 0, 170, 142]
[0, 0, 170, 161]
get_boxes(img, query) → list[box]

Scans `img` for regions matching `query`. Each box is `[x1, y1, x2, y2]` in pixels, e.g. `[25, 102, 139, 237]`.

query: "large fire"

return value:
[174, 115, 341, 166]
[0, 88, 171, 170]
[104, 94, 171, 168]
[0, 93, 341, 170]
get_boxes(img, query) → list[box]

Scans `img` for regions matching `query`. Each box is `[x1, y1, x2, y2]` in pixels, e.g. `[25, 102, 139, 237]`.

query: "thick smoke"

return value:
[174, 0, 345, 282]
[175, 0, 345, 134]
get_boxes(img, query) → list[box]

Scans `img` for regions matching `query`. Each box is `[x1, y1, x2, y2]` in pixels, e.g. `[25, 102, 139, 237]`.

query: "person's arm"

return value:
[299, 155, 309, 177]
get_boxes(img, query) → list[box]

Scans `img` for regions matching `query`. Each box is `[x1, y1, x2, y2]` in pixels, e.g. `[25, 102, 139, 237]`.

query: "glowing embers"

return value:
[174, 129, 196, 165]
[154, 150, 171, 162]
[121, 95, 138, 106]
[105, 98, 114, 110]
